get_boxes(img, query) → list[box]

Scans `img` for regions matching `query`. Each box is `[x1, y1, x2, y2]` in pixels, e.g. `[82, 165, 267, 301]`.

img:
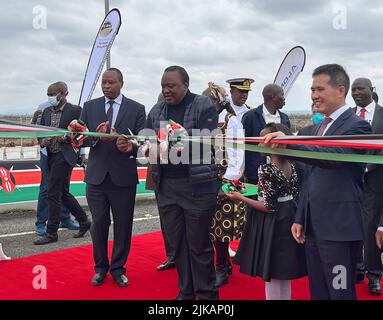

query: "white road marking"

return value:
[0, 215, 160, 238]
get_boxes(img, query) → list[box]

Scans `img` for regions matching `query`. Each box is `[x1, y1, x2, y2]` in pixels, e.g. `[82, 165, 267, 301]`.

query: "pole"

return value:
[105, 0, 111, 69]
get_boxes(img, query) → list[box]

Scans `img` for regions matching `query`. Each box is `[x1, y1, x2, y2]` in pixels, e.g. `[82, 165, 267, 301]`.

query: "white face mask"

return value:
[48, 95, 60, 107]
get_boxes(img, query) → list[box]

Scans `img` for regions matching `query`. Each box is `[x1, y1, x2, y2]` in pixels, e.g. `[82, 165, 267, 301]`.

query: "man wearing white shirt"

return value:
[80, 68, 146, 287]
[264, 64, 372, 300]
[351, 77, 383, 294]
[242, 84, 291, 184]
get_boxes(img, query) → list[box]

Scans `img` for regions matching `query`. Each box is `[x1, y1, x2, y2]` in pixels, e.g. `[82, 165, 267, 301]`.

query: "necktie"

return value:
[106, 100, 114, 133]
[359, 107, 366, 120]
[316, 117, 332, 136]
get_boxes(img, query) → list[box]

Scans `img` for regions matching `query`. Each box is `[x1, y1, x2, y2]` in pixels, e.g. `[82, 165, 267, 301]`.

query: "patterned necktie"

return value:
[359, 107, 366, 120]
[316, 117, 332, 136]
[106, 100, 114, 133]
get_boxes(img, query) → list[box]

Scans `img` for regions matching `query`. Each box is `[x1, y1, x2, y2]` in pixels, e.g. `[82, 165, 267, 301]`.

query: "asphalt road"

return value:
[0, 198, 160, 259]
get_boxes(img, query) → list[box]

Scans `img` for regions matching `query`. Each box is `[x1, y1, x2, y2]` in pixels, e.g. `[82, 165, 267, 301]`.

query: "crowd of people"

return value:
[2, 63, 382, 300]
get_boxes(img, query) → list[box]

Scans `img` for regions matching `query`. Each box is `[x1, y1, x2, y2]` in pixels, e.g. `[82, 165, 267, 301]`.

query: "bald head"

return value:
[262, 84, 283, 99]
[353, 77, 372, 88]
[49, 81, 68, 94]
[351, 77, 374, 107]
[262, 83, 285, 112]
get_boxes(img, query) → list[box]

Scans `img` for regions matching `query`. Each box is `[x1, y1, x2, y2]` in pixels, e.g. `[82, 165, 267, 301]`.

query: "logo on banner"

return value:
[281, 65, 298, 89]
[0, 167, 16, 193]
[100, 21, 113, 36]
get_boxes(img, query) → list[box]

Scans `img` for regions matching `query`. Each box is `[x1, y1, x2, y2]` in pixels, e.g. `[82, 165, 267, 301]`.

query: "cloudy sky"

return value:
[1, 0, 383, 115]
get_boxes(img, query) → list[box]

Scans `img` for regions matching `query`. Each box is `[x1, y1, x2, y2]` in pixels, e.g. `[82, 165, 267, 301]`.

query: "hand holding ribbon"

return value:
[95, 121, 117, 142]
[68, 119, 89, 148]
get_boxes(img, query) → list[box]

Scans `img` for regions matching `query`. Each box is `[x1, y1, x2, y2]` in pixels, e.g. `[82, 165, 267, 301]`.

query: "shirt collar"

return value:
[262, 104, 280, 117]
[105, 94, 123, 105]
[357, 100, 375, 113]
[229, 98, 248, 114]
[51, 102, 66, 112]
[328, 105, 349, 121]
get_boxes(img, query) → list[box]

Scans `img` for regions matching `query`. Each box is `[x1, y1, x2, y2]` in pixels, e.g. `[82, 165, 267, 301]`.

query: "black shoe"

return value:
[92, 273, 107, 286]
[73, 219, 91, 238]
[33, 233, 58, 245]
[368, 278, 382, 295]
[113, 274, 129, 287]
[356, 272, 365, 284]
[215, 266, 229, 288]
[156, 260, 175, 271]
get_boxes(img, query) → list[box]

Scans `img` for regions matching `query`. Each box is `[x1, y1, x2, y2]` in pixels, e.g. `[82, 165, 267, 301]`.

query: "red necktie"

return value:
[359, 107, 366, 120]
[316, 117, 332, 136]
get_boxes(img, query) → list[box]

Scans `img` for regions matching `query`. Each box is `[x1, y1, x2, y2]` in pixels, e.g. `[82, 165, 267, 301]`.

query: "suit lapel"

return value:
[114, 96, 129, 129]
[255, 105, 266, 126]
[59, 104, 69, 128]
[325, 108, 352, 136]
[372, 104, 383, 133]
[99, 98, 108, 122]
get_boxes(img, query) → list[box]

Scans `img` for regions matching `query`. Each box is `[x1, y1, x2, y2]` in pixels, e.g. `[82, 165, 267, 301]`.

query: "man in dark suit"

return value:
[80, 68, 146, 287]
[242, 84, 290, 184]
[351, 77, 383, 294]
[34, 82, 91, 245]
[146, 65, 219, 300]
[265, 64, 372, 299]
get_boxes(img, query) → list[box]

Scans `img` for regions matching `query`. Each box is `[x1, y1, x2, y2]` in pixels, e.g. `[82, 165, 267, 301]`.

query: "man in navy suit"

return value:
[80, 68, 146, 287]
[351, 78, 383, 294]
[264, 64, 372, 299]
[242, 83, 290, 184]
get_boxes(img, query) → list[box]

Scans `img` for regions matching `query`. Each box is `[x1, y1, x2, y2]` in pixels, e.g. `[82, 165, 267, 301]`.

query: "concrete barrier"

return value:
[22, 146, 39, 159]
[5, 147, 22, 160]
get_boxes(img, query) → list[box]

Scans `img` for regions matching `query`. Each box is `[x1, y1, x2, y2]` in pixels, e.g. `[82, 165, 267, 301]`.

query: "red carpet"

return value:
[0, 231, 381, 300]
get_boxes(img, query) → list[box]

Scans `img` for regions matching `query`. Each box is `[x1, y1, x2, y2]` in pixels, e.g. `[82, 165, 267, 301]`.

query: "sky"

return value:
[1, 0, 383, 115]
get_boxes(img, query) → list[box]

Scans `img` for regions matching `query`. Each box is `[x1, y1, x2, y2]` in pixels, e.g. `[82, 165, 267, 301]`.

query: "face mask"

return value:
[311, 113, 325, 125]
[48, 95, 60, 107]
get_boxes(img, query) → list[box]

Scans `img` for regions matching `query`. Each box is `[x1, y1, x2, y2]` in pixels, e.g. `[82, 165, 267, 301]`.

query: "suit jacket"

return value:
[294, 108, 372, 241]
[298, 124, 316, 136]
[352, 104, 383, 193]
[80, 95, 146, 187]
[40, 102, 81, 167]
[242, 104, 291, 181]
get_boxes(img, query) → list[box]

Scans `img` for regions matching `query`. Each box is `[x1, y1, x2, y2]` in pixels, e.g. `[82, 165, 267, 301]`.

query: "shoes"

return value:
[368, 278, 382, 295]
[113, 274, 129, 287]
[60, 219, 80, 230]
[92, 273, 107, 286]
[356, 272, 365, 284]
[35, 224, 46, 236]
[156, 260, 176, 271]
[33, 233, 58, 245]
[73, 219, 91, 238]
[215, 266, 229, 288]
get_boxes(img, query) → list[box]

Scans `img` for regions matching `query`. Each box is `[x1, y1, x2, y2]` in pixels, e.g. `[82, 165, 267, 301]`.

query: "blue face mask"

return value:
[311, 113, 325, 125]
